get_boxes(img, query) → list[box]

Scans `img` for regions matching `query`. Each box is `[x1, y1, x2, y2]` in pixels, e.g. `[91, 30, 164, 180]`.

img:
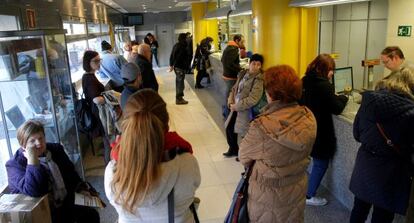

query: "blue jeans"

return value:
[222, 79, 237, 119]
[307, 158, 329, 197]
[174, 67, 186, 99]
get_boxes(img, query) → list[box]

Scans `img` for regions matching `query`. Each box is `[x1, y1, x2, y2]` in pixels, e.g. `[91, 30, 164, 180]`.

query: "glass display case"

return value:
[0, 29, 84, 178]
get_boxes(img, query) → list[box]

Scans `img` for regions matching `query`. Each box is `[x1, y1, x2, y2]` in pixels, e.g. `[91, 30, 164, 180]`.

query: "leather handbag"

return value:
[224, 161, 255, 223]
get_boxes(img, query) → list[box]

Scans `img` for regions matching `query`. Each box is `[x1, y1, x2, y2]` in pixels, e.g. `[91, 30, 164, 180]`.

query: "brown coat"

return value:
[239, 101, 317, 223]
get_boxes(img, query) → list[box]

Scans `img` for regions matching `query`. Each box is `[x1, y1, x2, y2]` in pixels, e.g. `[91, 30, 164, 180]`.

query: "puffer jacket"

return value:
[239, 101, 317, 223]
[224, 69, 264, 136]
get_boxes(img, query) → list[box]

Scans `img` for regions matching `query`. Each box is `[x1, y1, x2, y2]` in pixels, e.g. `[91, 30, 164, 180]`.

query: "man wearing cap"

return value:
[120, 62, 142, 110]
[134, 44, 159, 91]
[100, 40, 127, 93]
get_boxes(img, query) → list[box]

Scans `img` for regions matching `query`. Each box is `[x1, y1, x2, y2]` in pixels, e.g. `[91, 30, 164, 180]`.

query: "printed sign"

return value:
[398, 26, 411, 37]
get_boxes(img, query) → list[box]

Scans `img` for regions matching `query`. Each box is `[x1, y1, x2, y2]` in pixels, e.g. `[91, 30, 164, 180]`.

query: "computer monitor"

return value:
[333, 67, 354, 93]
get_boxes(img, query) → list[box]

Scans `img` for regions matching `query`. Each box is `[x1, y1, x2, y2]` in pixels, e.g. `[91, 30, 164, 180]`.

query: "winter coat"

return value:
[170, 41, 190, 70]
[349, 90, 414, 215]
[239, 101, 317, 223]
[221, 41, 241, 79]
[300, 74, 348, 159]
[82, 72, 105, 137]
[104, 154, 200, 223]
[224, 69, 264, 136]
[135, 54, 159, 91]
[6, 143, 82, 198]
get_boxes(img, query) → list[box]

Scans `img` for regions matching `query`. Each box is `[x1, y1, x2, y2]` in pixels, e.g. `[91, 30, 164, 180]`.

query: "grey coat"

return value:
[225, 69, 264, 136]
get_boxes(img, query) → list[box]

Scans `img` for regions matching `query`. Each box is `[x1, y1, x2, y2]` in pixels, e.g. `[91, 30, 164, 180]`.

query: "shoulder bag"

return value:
[224, 161, 255, 223]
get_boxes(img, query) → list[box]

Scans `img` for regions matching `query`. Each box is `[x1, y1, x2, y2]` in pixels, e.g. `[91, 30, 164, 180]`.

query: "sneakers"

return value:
[306, 197, 328, 206]
[176, 98, 188, 105]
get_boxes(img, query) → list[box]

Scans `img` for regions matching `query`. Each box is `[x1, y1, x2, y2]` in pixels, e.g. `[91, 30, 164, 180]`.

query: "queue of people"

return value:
[5, 35, 414, 223]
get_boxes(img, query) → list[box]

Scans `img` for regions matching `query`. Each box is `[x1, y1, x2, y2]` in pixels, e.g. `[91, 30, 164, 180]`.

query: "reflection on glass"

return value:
[0, 31, 83, 178]
[67, 40, 87, 83]
[87, 22, 100, 34]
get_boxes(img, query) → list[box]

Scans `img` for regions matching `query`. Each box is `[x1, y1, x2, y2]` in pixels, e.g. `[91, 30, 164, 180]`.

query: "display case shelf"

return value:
[0, 29, 84, 178]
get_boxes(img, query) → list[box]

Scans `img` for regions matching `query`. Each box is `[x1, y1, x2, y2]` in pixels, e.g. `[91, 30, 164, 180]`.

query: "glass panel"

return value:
[87, 22, 100, 34]
[63, 23, 72, 35]
[0, 95, 10, 191]
[87, 38, 100, 52]
[45, 34, 82, 172]
[101, 24, 109, 33]
[72, 23, 86, 35]
[0, 36, 58, 157]
[0, 15, 19, 31]
[67, 40, 87, 84]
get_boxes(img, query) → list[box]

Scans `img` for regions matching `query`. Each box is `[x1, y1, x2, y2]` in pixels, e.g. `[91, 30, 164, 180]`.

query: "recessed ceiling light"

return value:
[144, 10, 148, 13]
[168, 6, 172, 8]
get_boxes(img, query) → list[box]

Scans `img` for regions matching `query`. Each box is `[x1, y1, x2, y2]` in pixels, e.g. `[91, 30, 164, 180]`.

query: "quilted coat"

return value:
[239, 101, 317, 223]
[350, 90, 414, 215]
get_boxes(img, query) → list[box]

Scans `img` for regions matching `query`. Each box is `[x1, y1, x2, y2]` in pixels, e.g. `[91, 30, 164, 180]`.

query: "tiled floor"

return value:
[83, 68, 357, 223]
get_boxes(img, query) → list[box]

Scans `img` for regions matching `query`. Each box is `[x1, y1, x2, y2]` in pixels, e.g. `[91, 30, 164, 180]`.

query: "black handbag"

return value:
[74, 94, 95, 132]
[224, 161, 255, 223]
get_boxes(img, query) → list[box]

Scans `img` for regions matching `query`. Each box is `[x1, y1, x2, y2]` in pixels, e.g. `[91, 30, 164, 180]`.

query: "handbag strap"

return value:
[376, 122, 400, 153]
[168, 188, 174, 223]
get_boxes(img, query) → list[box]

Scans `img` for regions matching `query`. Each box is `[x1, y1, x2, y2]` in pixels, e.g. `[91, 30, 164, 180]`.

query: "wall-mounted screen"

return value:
[124, 14, 143, 26]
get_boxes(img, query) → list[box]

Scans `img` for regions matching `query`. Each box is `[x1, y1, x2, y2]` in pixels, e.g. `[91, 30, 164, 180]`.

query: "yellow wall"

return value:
[252, 0, 318, 75]
[191, 2, 219, 51]
[386, 0, 414, 61]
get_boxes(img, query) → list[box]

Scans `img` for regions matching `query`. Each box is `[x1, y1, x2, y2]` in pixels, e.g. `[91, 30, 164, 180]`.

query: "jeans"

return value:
[222, 79, 237, 119]
[174, 67, 186, 99]
[225, 112, 239, 153]
[196, 69, 208, 86]
[350, 197, 395, 223]
[307, 158, 329, 197]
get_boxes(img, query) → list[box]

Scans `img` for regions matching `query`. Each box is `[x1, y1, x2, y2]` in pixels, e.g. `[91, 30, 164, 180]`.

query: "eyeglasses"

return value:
[91, 59, 102, 63]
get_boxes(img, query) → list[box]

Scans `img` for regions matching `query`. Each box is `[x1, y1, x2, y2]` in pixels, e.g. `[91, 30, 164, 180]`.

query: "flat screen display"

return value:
[127, 14, 143, 26]
[333, 67, 353, 93]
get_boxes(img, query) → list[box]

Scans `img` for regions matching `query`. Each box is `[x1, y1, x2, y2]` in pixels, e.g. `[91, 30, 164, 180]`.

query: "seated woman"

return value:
[5, 120, 99, 223]
[104, 89, 201, 222]
[239, 65, 317, 222]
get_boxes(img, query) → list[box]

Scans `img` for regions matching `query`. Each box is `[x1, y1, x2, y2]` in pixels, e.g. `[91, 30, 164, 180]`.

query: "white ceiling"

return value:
[104, 0, 234, 13]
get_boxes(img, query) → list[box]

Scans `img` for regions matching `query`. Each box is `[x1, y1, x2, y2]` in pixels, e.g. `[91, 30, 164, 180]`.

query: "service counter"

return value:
[208, 53, 364, 210]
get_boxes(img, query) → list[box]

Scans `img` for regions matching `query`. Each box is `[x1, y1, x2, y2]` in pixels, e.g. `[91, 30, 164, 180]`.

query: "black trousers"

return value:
[196, 69, 208, 86]
[350, 196, 395, 223]
[225, 112, 239, 153]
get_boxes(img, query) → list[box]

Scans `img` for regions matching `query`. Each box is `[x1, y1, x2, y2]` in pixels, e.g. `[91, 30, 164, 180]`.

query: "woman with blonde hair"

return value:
[104, 89, 200, 222]
[350, 67, 414, 222]
[239, 65, 317, 222]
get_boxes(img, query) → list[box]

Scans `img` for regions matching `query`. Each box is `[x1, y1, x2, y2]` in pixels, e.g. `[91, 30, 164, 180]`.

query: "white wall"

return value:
[386, 0, 414, 63]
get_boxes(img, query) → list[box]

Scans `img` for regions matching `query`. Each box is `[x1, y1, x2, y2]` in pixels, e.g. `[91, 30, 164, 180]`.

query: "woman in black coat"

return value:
[300, 54, 348, 206]
[349, 67, 414, 222]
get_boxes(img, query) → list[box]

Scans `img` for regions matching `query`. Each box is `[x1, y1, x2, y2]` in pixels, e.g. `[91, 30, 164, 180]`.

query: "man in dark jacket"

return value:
[170, 33, 190, 105]
[221, 34, 244, 117]
[135, 44, 159, 92]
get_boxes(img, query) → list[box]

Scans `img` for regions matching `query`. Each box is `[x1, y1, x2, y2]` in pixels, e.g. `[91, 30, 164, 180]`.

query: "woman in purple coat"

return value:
[6, 120, 99, 223]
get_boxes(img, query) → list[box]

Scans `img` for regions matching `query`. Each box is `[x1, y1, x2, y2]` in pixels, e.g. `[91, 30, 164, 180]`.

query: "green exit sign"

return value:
[398, 26, 412, 37]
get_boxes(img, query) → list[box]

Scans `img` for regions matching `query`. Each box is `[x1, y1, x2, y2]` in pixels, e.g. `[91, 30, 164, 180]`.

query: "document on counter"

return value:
[74, 193, 105, 208]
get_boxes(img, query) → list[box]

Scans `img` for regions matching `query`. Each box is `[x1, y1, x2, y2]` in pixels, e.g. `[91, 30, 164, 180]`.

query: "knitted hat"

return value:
[121, 62, 141, 83]
[101, 40, 112, 51]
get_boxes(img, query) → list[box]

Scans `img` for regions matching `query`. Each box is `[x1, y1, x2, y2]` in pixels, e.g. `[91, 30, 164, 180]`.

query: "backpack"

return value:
[248, 75, 268, 120]
[74, 96, 95, 132]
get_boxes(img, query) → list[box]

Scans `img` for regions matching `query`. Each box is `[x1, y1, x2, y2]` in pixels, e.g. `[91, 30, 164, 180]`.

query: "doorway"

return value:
[155, 24, 175, 67]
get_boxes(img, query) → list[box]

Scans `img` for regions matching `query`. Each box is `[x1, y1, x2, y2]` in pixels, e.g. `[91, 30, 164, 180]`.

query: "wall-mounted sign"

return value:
[26, 9, 36, 29]
[398, 25, 411, 37]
